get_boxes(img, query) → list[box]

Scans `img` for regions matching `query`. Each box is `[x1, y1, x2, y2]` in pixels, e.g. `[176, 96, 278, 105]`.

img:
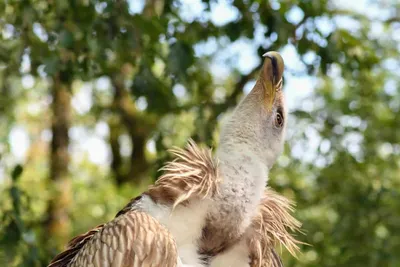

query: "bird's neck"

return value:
[213, 143, 269, 229]
[217, 143, 269, 196]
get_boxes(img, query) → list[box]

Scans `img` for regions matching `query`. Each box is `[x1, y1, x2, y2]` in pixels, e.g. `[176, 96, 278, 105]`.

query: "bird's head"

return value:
[219, 51, 286, 170]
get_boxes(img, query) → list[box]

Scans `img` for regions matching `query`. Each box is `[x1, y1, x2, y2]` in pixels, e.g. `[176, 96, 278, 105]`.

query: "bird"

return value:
[48, 51, 301, 267]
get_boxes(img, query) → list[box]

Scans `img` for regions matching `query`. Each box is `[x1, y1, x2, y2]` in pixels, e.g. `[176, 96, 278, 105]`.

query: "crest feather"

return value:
[247, 188, 304, 267]
[148, 139, 220, 207]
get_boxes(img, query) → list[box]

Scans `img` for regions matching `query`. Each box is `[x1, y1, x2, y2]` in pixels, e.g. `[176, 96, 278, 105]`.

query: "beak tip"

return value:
[259, 51, 284, 110]
[261, 51, 284, 86]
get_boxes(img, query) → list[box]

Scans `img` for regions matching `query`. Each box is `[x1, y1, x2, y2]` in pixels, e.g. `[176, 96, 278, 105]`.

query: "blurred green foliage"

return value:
[1, 0, 399, 266]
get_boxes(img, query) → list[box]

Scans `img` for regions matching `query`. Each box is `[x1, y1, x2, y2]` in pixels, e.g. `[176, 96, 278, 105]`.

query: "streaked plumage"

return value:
[66, 212, 177, 267]
[48, 52, 302, 267]
[49, 143, 301, 267]
[49, 141, 217, 267]
[246, 189, 302, 267]
[147, 140, 220, 208]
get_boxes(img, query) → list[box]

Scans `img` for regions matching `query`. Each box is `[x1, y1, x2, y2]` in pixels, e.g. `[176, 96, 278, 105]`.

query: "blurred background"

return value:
[0, 0, 399, 266]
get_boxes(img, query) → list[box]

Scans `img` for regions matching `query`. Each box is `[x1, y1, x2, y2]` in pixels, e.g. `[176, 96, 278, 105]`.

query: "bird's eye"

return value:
[275, 111, 284, 128]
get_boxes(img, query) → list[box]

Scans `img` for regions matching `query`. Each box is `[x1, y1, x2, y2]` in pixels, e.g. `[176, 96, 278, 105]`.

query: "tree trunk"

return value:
[45, 71, 72, 247]
[109, 74, 152, 186]
[108, 115, 126, 185]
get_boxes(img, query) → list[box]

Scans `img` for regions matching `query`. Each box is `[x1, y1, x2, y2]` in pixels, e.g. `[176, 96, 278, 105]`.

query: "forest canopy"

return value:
[0, 0, 399, 266]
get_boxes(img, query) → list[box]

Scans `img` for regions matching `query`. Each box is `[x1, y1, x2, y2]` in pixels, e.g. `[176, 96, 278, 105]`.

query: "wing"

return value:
[48, 211, 178, 267]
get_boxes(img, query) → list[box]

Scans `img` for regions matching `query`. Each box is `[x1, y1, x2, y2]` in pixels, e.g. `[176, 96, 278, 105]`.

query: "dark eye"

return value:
[275, 111, 284, 128]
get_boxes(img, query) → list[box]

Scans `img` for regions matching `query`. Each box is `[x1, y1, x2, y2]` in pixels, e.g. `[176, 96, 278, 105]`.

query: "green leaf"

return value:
[11, 165, 23, 182]
[43, 56, 60, 76]
[59, 30, 74, 49]
[167, 41, 194, 78]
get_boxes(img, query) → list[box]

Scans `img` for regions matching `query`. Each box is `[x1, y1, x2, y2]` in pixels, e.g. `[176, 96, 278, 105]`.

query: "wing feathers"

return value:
[48, 225, 104, 267]
[65, 211, 177, 267]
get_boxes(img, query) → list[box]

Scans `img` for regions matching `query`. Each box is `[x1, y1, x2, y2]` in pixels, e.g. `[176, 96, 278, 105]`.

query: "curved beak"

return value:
[260, 51, 284, 111]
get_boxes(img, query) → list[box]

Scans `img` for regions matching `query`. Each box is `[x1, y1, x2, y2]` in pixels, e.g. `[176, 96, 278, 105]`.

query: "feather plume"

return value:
[247, 188, 304, 267]
[148, 139, 220, 208]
